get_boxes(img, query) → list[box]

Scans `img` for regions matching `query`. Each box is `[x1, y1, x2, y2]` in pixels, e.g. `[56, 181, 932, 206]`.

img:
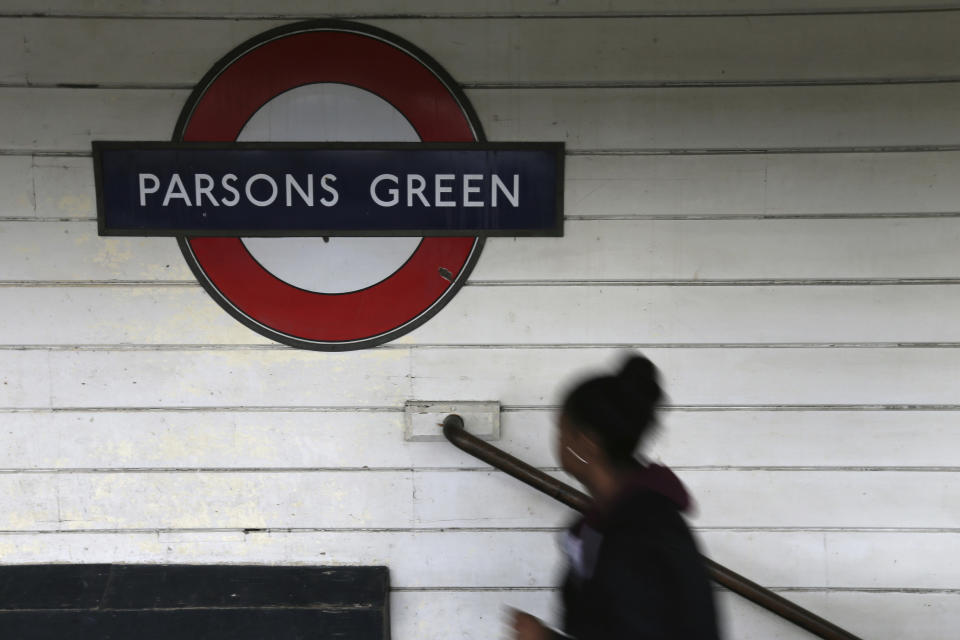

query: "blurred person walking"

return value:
[512, 355, 720, 639]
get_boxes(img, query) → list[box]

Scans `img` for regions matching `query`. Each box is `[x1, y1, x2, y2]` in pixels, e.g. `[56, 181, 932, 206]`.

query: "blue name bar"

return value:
[94, 142, 564, 237]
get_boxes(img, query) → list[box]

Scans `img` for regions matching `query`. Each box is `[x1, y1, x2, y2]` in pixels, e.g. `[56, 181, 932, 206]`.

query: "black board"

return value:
[0, 564, 389, 639]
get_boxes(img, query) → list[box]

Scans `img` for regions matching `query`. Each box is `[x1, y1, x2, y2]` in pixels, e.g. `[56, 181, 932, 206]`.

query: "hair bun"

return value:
[561, 354, 665, 463]
[617, 355, 663, 405]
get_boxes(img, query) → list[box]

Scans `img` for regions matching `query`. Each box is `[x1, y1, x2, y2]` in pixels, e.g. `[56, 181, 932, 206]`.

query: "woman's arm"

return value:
[510, 610, 569, 640]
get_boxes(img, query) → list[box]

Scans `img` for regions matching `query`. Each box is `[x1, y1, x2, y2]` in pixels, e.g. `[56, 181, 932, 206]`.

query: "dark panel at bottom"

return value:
[0, 565, 110, 609]
[0, 607, 386, 640]
[102, 565, 389, 609]
[0, 565, 390, 639]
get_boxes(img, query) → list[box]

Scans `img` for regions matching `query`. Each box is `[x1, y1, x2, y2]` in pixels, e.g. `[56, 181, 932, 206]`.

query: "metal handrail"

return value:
[442, 414, 863, 640]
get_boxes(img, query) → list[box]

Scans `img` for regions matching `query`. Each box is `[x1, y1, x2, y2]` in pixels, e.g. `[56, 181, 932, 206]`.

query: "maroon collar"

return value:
[581, 463, 691, 531]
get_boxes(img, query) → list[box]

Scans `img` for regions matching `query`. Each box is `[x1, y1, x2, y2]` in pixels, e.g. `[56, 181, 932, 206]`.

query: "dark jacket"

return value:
[558, 464, 720, 639]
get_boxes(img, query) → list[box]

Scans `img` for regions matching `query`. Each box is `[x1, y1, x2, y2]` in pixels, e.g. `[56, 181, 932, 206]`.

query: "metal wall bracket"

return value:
[403, 401, 501, 442]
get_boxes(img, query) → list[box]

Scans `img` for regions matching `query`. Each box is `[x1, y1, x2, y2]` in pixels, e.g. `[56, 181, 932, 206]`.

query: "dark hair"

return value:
[561, 355, 664, 465]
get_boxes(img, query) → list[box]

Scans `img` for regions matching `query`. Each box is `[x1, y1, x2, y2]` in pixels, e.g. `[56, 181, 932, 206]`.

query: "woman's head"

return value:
[558, 355, 663, 475]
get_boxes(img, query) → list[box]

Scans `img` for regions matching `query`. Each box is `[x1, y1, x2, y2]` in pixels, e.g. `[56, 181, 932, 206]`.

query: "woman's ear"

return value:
[571, 428, 602, 461]
[576, 430, 603, 460]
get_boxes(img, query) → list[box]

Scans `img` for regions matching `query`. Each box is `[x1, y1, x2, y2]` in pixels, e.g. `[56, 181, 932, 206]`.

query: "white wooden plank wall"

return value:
[1, 2, 959, 638]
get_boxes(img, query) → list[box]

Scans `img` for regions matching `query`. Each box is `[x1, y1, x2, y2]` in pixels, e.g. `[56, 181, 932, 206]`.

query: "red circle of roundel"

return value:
[174, 21, 484, 350]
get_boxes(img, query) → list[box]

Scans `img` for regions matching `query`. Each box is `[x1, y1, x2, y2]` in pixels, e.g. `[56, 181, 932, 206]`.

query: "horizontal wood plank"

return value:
[0, 349, 413, 408]
[0, 529, 954, 591]
[413, 468, 960, 528]
[702, 530, 960, 590]
[2, 0, 956, 17]
[0, 468, 955, 530]
[0, 88, 181, 153]
[0, 530, 561, 588]
[653, 409, 960, 468]
[0, 472, 416, 531]
[470, 83, 960, 150]
[30, 155, 96, 219]
[0, 410, 458, 470]
[392, 590, 557, 640]
[0, 228, 189, 281]
[0, 156, 33, 214]
[8, 152, 960, 221]
[4, 84, 960, 153]
[2, 347, 957, 408]
[688, 470, 960, 529]
[563, 153, 960, 218]
[409, 347, 960, 407]
[0, 409, 957, 470]
[5, 284, 960, 345]
[3, 13, 960, 86]
[0, 21, 26, 84]
[478, 218, 960, 280]
[235, 13, 960, 86]
[6, 217, 960, 282]
[406, 284, 960, 344]
[732, 590, 960, 640]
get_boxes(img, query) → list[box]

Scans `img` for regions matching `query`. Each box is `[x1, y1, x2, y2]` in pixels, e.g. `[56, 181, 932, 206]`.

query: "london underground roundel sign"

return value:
[176, 21, 483, 351]
[93, 21, 564, 351]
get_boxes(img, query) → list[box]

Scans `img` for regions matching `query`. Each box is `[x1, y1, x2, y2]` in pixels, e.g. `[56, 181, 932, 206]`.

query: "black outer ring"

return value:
[172, 19, 487, 352]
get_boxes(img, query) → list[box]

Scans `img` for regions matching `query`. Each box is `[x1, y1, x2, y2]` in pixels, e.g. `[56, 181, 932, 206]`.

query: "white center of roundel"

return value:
[238, 83, 422, 294]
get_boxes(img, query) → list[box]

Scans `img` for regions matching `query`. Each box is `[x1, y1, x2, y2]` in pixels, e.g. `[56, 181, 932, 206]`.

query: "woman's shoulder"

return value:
[592, 464, 694, 531]
[609, 490, 697, 543]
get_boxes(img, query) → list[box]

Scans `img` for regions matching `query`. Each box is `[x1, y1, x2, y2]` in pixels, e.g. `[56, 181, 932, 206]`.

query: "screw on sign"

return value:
[94, 21, 564, 350]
